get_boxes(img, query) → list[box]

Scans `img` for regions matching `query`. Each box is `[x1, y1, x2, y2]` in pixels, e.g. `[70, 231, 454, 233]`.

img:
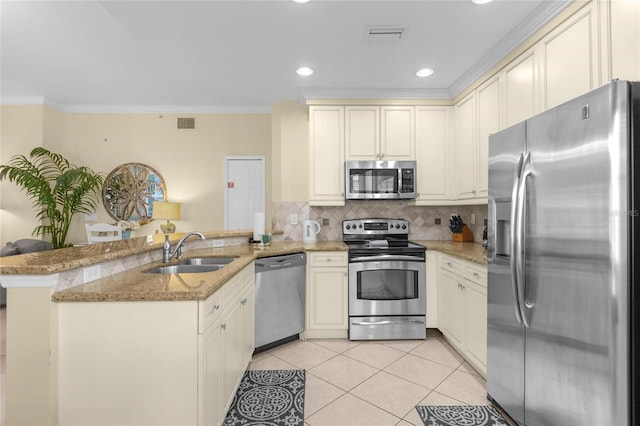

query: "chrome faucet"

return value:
[162, 231, 206, 263]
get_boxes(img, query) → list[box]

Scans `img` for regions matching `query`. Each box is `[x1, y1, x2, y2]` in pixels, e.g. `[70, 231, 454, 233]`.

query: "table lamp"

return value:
[152, 201, 181, 234]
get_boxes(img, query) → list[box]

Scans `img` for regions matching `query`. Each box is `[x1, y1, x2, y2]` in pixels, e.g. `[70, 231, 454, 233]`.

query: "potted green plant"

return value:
[0, 147, 104, 249]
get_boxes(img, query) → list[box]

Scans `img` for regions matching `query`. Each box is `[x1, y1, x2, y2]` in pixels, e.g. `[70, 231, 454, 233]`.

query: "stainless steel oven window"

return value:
[356, 269, 419, 300]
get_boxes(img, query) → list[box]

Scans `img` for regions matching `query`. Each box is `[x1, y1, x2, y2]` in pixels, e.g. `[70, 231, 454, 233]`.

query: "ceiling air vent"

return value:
[177, 117, 196, 129]
[366, 25, 406, 41]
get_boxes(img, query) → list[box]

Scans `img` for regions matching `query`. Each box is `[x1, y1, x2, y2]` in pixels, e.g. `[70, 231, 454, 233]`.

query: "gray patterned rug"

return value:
[224, 370, 305, 426]
[416, 405, 510, 426]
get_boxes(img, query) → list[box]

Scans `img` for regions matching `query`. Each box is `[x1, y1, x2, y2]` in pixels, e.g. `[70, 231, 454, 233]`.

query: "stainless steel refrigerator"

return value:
[487, 80, 639, 426]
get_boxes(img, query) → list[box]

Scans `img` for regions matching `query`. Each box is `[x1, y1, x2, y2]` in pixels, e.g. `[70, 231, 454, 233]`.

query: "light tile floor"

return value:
[250, 332, 512, 426]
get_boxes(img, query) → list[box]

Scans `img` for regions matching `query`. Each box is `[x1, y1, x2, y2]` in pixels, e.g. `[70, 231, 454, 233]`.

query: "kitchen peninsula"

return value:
[0, 233, 485, 426]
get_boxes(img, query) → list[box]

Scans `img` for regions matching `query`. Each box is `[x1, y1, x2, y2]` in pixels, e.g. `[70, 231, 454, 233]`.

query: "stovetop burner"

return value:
[343, 218, 425, 259]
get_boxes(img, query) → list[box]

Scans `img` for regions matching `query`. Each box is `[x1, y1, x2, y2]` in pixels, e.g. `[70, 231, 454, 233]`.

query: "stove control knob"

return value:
[395, 224, 400, 229]
[359, 224, 363, 229]
[388, 224, 393, 230]
[345, 225, 351, 230]
[402, 224, 407, 230]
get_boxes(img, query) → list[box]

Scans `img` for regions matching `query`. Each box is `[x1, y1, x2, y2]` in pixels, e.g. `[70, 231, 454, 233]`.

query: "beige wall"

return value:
[0, 105, 46, 244]
[1, 107, 272, 245]
[271, 102, 309, 203]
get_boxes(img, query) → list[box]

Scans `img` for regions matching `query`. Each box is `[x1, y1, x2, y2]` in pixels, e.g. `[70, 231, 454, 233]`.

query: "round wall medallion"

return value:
[102, 163, 166, 224]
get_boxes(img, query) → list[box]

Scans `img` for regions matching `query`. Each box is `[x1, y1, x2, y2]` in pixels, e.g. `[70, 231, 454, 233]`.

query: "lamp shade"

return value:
[152, 201, 181, 220]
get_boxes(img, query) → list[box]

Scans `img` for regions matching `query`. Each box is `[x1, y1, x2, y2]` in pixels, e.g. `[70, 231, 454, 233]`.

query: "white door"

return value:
[224, 157, 265, 231]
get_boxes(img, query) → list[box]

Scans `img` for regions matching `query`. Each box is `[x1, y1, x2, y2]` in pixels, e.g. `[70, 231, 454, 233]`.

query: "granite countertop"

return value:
[1, 232, 485, 303]
[0, 230, 273, 275]
[417, 240, 487, 265]
[51, 241, 347, 303]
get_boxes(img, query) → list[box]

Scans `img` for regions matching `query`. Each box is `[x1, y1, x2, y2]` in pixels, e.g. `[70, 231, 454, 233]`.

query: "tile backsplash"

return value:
[272, 201, 488, 243]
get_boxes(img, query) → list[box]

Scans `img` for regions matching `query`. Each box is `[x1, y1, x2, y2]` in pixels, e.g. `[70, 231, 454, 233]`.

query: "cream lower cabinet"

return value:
[437, 254, 487, 377]
[305, 251, 349, 338]
[199, 292, 224, 426]
[217, 264, 255, 422]
[58, 263, 254, 426]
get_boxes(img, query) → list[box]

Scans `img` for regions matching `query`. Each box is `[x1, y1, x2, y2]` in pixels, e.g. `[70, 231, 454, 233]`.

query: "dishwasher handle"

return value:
[255, 253, 306, 272]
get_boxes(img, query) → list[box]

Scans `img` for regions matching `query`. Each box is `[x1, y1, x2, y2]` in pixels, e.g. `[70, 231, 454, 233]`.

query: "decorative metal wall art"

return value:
[102, 163, 166, 223]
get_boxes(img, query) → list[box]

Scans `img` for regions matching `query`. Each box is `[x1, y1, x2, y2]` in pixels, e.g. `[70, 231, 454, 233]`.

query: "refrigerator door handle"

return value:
[515, 150, 533, 328]
[510, 153, 525, 326]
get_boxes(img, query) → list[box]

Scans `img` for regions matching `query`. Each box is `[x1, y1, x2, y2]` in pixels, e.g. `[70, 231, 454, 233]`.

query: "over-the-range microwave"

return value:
[345, 160, 417, 200]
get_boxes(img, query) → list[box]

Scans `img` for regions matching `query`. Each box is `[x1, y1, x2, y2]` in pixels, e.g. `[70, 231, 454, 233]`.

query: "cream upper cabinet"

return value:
[345, 105, 415, 161]
[309, 106, 345, 206]
[453, 91, 479, 201]
[476, 75, 502, 199]
[414, 106, 453, 204]
[345, 106, 380, 160]
[539, 2, 600, 110]
[380, 106, 415, 160]
[504, 47, 539, 127]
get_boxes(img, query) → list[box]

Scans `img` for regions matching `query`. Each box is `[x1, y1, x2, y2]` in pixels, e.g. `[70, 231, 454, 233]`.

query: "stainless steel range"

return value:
[343, 218, 426, 340]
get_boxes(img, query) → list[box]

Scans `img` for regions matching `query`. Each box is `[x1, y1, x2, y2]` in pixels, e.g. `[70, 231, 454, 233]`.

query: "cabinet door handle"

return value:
[473, 272, 479, 278]
[221, 323, 227, 330]
[241, 297, 247, 305]
[210, 304, 220, 314]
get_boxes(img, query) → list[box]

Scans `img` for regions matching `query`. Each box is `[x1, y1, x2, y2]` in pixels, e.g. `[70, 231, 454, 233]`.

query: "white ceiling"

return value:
[1, 0, 572, 113]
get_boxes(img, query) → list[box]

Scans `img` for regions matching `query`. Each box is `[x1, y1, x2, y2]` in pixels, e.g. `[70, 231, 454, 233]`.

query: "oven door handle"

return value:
[349, 254, 425, 262]
[352, 319, 425, 326]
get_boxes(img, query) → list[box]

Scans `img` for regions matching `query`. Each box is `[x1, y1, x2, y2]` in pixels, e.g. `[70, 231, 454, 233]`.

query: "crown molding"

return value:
[300, 87, 452, 103]
[0, 99, 272, 114]
[53, 104, 272, 114]
[448, 0, 574, 98]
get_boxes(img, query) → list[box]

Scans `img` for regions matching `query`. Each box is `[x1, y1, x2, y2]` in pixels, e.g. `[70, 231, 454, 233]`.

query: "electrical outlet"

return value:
[83, 265, 101, 283]
[471, 213, 476, 224]
[290, 214, 298, 225]
[435, 218, 441, 225]
[322, 218, 329, 226]
[210, 239, 224, 248]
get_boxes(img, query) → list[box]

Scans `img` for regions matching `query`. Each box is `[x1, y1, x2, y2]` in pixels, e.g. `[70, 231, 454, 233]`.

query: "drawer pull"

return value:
[473, 272, 479, 278]
[221, 323, 227, 330]
[209, 304, 220, 314]
[241, 298, 247, 306]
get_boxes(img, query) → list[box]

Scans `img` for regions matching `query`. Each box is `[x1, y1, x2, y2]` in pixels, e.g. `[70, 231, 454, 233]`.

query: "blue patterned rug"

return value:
[224, 370, 305, 426]
[416, 405, 510, 426]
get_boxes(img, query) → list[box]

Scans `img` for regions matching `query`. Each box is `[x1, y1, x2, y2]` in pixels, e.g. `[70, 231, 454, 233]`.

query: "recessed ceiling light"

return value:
[296, 67, 314, 76]
[472, 0, 493, 4]
[415, 68, 434, 77]
[293, 0, 310, 3]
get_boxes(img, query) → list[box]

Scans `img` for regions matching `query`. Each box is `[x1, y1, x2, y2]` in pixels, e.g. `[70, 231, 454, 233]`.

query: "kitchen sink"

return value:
[143, 257, 236, 274]
[177, 257, 236, 266]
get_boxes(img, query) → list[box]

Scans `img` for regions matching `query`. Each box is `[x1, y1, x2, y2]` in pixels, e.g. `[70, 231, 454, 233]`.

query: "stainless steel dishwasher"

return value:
[254, 252, 306, 353]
